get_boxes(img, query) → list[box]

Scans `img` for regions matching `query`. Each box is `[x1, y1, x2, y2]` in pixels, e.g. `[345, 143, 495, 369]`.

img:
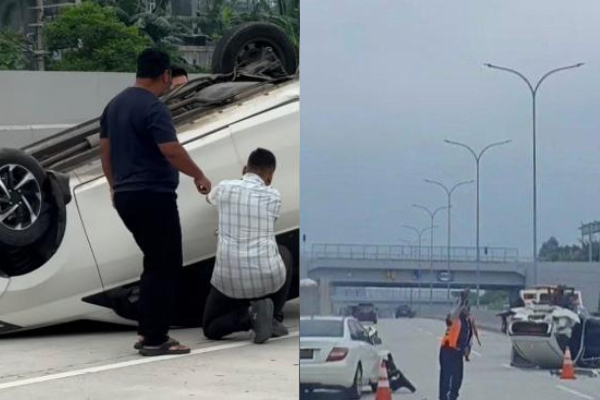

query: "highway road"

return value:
[0, 300, 299, 400]
[365, 318, 599, 400]
[305, 317, 599, 399]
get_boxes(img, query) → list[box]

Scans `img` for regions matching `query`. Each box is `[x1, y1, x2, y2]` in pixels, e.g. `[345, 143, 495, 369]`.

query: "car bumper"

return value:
[300, 361, 355, 389]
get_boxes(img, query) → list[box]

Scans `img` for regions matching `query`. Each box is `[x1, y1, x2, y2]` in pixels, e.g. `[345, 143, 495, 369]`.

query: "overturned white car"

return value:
[507, 286, 600, 369]
[0, 22, 299, 333]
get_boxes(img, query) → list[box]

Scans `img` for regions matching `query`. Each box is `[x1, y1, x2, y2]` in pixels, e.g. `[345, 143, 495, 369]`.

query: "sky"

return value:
[300, 0, 600, 261]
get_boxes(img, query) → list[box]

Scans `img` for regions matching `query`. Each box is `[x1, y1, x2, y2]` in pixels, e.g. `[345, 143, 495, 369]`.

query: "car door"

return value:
[354, 321, 381, 382]
[75, 126, 242, 288]
[229, 95, 299, 235]
[348, 319, 373, 385]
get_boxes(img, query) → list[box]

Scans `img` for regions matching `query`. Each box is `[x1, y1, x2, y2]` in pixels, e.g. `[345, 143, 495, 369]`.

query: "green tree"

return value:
[44, 2, 150, 72]
[197, 0, 299, 49]
[0, 29, 29, 70]
[480, 290, 508, 310]
[93, 0, 187, 68]
[537, 236, 596, 262]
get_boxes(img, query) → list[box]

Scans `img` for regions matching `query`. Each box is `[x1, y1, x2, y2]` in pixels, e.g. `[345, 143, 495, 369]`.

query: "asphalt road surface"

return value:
[0, 300, 299, 400]
[306, 317, 599, 400]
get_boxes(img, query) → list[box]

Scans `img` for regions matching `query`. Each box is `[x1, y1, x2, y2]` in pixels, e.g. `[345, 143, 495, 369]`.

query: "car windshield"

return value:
[357, 305, 374, 311]
[300, 320, 344, 337]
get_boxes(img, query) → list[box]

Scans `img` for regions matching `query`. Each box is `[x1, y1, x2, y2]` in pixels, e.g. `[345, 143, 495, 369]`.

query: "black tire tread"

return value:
[212, 22, 298, 74]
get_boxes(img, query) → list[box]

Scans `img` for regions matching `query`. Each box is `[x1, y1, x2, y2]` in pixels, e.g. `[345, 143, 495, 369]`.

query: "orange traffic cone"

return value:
[375, 360, 392, 400]
[560, 347, 576, 380]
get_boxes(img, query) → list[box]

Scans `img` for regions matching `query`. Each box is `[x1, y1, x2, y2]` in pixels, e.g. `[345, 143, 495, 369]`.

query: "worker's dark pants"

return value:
[202, 245, 293, 340]
[114, 191, 182, 346]
[439, 346, 464, 400]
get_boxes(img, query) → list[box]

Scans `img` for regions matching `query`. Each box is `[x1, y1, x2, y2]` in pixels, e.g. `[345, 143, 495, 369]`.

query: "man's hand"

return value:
[195, 175, 211, 195]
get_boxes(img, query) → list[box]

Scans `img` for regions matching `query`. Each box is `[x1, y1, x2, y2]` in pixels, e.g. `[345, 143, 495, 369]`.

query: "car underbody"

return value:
[506, 286, 600, 369]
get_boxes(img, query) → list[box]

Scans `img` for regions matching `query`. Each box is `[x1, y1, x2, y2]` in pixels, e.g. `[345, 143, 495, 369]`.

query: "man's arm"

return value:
[158, 142, 211, 194]
[206, 184, 220, 205]
[271, 190, 282, 224]
[147, 102, 211, 194]
[99, 106, 113, 191]
[449, 290, 469, 321]
[99, 138, 114, 189]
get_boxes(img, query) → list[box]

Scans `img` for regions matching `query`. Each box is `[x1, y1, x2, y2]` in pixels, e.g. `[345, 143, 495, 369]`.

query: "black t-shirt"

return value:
[100, 87, 179, 193]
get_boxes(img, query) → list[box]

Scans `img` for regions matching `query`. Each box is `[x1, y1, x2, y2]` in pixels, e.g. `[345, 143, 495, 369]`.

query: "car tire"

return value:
[0, 148, 51, 247]
[346, 364, 363, 399]
[212, 22, 298, 75]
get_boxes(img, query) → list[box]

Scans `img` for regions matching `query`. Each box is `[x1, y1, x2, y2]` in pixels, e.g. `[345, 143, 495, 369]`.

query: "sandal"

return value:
[134, 336, 180, 350]
[139, 337, 190, 357]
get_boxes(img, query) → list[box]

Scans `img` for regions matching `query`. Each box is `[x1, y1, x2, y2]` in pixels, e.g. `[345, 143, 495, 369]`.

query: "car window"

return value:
[354, 321, 370, 340]
[348, 320, 369, 342]
[300, 320, 344, 337]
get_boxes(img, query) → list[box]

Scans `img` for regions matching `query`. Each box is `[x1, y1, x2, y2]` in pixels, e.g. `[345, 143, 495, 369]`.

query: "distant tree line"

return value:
[538, 236, 599, 262]
[0, 0, 299, 72]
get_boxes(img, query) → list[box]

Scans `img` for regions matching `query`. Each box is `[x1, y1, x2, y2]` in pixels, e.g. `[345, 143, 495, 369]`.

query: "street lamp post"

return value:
[413, 204, 447, 305]
[424, 179, 474, 303]
[402, 224, 436, 311]
[444, 139, 511, 308]
[485, 62, 584, 285]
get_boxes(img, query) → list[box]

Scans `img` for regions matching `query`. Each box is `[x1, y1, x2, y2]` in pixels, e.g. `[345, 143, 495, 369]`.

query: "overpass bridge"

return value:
[305, 243, 600, 315]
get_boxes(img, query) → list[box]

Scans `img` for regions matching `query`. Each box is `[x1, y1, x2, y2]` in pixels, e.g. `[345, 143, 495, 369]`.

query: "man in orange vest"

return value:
[439, 290, 470, 400]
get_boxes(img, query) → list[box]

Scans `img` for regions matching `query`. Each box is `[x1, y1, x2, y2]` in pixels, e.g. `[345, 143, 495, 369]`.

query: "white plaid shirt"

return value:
[208, 173, 286, 299]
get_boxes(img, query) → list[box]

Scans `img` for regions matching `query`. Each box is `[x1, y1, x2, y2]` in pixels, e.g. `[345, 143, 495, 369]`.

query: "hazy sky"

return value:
[300, 0, 600, 259]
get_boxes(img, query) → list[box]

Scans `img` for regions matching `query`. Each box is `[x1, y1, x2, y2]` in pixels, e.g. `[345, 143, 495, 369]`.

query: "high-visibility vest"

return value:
[441, 319, 462, 349]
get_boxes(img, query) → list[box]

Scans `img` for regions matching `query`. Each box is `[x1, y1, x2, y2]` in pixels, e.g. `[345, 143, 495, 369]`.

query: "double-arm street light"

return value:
[413, 204, 447, 305]
[424, 179, 474, 303]
[444, 139, 511, 307]
[402, 224, 436, 310]
[485, 62, 584, 285]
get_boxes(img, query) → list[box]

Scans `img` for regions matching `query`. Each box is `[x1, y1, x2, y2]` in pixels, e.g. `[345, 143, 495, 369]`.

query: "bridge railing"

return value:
[311, 243, 519, 263]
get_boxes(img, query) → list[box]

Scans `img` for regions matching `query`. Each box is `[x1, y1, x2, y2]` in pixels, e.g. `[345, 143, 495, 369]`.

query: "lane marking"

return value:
[471, 350, 482, 357]
[556, 385, 596, 400]
[0, 331, 299, 391]
[501, 364, 512, 369]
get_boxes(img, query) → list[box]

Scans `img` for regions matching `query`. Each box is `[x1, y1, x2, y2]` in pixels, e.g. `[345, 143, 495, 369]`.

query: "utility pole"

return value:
[424, 179, 473, 304]
[36, 0, 45, 71]
[445, 139, 511, 308]
[485, 62, 584, 284]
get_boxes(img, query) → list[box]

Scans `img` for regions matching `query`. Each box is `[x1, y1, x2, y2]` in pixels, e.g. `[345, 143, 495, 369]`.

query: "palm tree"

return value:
[95, 1, 187, 53]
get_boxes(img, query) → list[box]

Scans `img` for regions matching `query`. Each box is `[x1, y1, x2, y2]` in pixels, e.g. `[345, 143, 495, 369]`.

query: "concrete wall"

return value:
[0, 70, 204, 149]
[0, 71, 134, 148]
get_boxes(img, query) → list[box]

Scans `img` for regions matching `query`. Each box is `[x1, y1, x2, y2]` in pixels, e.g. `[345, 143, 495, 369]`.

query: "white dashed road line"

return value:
[556, 385, 596, 400]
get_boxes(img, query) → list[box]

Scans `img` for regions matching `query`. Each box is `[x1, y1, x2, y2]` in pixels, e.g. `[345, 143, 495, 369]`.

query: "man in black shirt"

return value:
[100, 49, 211, 356]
